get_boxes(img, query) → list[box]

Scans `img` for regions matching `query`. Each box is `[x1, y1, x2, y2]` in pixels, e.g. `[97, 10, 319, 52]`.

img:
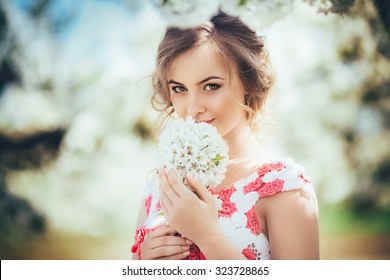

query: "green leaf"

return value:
[212, 154, 225, 162]
[238, 0, 248, 7]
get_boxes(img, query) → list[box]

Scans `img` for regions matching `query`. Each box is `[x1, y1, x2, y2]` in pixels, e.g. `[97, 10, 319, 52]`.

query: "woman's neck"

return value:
[213, 123, 273, 190]
[224, 123, 261, 161]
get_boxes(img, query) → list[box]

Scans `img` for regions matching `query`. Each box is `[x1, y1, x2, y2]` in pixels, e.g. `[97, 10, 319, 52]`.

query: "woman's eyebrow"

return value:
[197, 76, 224, 85]
[168, 76, 225, 86]
[168, 79, 184, 85]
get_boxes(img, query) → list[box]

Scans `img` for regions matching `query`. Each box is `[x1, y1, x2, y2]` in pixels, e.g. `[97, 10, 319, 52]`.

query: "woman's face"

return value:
[168, 43, 247, 139]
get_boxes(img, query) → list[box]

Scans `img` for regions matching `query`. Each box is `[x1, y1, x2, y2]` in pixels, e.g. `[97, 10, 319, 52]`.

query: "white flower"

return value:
[221, 0, 294, 35]
[151, 0, 294, 34]
[151, 0, 221, 28]
[157, 116, 229, 188]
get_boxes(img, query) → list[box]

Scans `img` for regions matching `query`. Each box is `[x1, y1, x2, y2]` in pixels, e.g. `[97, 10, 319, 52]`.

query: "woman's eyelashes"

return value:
[204, 83, 220, 91]
[170, 83, 221, 94]
[171, 85, 187, 93]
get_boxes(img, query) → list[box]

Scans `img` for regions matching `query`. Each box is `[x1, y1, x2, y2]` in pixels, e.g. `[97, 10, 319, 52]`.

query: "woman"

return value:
[131, 11, 319, 260]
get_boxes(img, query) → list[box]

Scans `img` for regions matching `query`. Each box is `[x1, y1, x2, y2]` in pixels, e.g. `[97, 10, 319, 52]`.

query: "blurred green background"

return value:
[0, 0, 389, 260]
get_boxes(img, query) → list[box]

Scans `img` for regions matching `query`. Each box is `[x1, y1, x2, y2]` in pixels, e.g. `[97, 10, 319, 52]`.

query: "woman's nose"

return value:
[186, 93, 205, 117]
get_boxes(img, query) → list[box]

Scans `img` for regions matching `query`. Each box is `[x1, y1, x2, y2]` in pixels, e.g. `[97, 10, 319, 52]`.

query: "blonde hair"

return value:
[151, 11, 274, 128]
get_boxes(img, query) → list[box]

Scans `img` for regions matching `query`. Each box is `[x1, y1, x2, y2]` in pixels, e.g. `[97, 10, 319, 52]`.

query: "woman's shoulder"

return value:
[256, 154, 318, 226]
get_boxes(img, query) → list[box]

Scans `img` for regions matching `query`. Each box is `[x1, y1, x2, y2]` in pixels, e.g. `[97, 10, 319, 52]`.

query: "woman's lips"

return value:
[196, 118, 215, 124]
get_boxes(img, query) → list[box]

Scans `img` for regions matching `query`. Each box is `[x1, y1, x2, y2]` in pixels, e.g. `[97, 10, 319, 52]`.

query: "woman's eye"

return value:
[204, 84, 220, 91]
[172, 86, 187, 93]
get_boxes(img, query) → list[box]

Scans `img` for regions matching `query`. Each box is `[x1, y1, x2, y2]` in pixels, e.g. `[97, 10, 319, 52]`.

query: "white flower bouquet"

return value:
[157, 116, 229, 189]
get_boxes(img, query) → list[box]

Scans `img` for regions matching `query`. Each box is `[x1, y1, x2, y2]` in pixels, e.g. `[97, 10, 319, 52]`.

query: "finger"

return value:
[159, 171, 176, 211]
[144, 227, 192, 246]
[149, 226, 193, 245]
[165, 169, 192, 196]
[141, 232, 191, 259]
[142, 239, 191, 259]
[147, 238, 191, 252]
[159, 186, 173, 207]
[142, 245, 188, 260]
[160, 169, 180, 200]
[151, 241, 190, 257]
[147, 225, 176, 238]
[159, 192, 171, 217]
[186, 174, 211, 202]
[153, 235, 192, 247]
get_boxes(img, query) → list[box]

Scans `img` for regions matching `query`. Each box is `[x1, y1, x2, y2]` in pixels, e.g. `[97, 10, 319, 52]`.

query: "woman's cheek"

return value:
[172, 99, 186, 118]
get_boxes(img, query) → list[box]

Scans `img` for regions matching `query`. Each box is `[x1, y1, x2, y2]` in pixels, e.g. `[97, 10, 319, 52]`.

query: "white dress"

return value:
[131, 157, 317, 260]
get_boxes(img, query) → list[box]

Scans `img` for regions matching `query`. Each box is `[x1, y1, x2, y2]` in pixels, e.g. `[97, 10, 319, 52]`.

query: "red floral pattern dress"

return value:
[131, 158, 316, 260]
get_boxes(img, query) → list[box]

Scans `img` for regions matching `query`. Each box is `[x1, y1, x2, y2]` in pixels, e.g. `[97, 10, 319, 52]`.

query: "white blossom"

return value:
[157, 116, 229, 188]
[221, 0, 294, 35]
[151, 0, 221, 28]
[150, 0, 294, 34]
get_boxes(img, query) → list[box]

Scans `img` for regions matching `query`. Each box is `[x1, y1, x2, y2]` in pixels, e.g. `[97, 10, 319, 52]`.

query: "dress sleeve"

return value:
[259, 158, 317, 202]
[242, 159, 316, 203]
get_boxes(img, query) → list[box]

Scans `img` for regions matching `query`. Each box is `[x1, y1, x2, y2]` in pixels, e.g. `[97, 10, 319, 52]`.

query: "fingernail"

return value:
[185, 239, 193, 245]
[183, 251, 189, 256]
[182, 246, 189, 251]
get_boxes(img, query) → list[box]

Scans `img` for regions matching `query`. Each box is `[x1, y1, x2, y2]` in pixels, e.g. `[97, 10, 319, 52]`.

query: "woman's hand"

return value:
[159, 169, 221, 244]
[139, 225, 192, 260]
